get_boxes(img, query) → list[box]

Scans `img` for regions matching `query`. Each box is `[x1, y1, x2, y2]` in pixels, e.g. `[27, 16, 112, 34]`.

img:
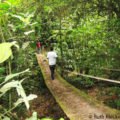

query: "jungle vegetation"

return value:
[0, 0, 120, 119]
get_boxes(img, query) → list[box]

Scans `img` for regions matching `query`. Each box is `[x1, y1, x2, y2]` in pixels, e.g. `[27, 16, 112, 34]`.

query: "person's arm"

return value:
[55, 52, 57, 58]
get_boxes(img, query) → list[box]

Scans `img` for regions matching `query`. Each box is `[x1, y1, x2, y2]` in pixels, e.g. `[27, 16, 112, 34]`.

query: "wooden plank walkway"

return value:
[36, 54, 120, 120]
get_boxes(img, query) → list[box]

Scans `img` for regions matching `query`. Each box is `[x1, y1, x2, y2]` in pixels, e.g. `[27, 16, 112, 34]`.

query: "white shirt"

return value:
[47, 51, 57, 65]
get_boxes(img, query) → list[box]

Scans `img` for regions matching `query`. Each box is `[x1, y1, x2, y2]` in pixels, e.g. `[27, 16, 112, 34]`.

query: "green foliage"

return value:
[66, 76, 95, 89]
[0, 67, 5, 75]
[25, 111, 65, 120]
[0, 2, 10, 16]
[4, 68, 29, 82]
[25, 112, 38, 120]
[0, 0, 21, 16]
[0, 42, 19, 63]
[11, 12, 36, 27]
[0, 0, 120, 117]
[44, 6, 52, 13]
[0, 67, 37, 119]
[0, 2, 10, 10]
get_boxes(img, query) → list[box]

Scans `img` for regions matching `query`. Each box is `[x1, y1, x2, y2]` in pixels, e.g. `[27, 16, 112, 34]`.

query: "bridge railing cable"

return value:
[65, 70, 120, 84]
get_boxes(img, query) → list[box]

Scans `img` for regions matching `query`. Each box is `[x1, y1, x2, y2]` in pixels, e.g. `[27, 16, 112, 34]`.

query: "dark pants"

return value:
[49, 65, 56, 80]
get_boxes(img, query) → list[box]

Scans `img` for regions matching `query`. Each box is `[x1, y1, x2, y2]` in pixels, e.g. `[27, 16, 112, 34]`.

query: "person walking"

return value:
[47, 47, 57, 80]
[36, 40, 42, 54]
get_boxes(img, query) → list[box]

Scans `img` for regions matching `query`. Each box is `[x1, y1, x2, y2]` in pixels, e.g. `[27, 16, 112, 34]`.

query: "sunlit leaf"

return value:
[14, 94, 37, 107]
[25, 112, 37, 120]
[0, 41, 19, 63]
[15, 81, 29, 109]
[24, 30, 35, 35]
[0, 81, 20, 97]
[44, 6, 52, 13]
[5, 0, 21, 5]
[29, 22, 37, 26]
[12, 13, 34, 26]
[59, 118, 64, 120]
[4, 1, 12, 6]
[16, 83, 37, 110]
[0, 77, 37, 110]
[12, 14, 23, 21]
[5, 68, 30, 82]
[22, 42, 30, 49]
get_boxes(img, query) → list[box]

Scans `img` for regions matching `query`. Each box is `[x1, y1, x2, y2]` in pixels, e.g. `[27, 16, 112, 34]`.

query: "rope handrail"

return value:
[100, 68, 120, 72]
[59, 62, 120, 72]
[66, 70, 120, 84]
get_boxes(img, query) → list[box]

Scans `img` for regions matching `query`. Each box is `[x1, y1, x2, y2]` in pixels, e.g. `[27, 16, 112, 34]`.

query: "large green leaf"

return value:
[0, 80, 21, 97]
[14, 94, 37, 108]
[5, 68, 30, 82]
[0, 79, 37, 110]
[0, 41, 19, 63]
